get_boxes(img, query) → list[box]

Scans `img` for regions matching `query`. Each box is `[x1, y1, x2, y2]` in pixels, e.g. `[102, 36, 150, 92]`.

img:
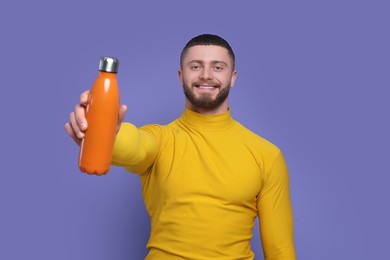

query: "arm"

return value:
[257, 152, 296, 260]
[111, 122, 159, 174]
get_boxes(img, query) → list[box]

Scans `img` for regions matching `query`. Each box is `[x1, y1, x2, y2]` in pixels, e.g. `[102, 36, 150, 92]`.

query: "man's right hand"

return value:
[64, 90, 127, 146]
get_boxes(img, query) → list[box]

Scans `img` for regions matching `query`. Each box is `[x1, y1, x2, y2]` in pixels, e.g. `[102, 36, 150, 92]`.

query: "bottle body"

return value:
[78, 71, 119, 175]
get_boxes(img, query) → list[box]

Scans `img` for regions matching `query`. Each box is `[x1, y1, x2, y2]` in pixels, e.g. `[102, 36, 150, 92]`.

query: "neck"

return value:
[179, 106, 234, 131]
[185, 99, 229, 115]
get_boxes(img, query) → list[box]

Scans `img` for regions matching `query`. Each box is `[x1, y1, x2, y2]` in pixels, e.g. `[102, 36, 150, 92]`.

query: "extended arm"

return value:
[111, 122, 159, 174]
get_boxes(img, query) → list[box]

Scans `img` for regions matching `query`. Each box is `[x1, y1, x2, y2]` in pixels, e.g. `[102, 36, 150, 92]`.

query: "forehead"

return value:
[183, 45, 231, 64]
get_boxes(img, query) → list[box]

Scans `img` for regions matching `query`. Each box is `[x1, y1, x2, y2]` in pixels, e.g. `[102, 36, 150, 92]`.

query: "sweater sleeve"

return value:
[257, 151, 296, 260]
[111, 122, 159, 174]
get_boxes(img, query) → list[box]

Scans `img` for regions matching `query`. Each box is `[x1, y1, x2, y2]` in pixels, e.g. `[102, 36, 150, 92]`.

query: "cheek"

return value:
[218, 75, 232, 85]
[183, 73, 197, 84]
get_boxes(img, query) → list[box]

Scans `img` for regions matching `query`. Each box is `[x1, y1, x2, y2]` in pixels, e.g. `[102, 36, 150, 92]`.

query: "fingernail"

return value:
[78, 132, 85, 138]
[81, 123, 87, 130]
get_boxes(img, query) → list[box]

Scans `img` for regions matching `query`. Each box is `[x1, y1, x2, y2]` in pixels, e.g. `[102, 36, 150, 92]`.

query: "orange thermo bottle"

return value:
[78, 57, 120, 175]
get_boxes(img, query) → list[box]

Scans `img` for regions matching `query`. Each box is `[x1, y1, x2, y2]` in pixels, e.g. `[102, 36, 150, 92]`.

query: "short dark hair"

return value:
[180, 34, 235, 69]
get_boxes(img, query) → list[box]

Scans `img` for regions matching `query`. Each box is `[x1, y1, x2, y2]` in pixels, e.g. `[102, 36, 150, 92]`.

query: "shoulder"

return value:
[234, 121, 281, 155]
[233, 121, 283, 174]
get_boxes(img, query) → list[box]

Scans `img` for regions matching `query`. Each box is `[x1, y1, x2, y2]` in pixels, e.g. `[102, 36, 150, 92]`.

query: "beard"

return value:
[182, 81, 231, 110]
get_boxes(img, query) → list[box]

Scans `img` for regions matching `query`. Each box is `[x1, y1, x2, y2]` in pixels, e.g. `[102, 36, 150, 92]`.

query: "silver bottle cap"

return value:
[99, 56, 119, 73]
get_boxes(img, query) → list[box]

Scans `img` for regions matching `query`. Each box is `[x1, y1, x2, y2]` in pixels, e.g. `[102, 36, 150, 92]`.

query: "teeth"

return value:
[198, 85, 213, 89]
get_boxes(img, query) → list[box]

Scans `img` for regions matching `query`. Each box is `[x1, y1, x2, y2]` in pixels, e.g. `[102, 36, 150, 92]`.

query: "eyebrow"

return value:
[187, 60, 229, 68]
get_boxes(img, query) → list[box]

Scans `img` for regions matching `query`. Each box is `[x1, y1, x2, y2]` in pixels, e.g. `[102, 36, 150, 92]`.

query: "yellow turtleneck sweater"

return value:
[112, 108, 296, 260]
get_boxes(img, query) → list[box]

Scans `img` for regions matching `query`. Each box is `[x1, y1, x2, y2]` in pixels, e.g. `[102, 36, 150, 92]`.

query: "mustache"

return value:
[192, 80, 220, 87]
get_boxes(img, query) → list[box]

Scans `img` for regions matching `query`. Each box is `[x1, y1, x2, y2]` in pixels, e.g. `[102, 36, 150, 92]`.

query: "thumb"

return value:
[117, 104, 127, 132]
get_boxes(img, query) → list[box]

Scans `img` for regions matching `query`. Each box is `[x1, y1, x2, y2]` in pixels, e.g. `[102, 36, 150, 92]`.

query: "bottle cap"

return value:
[99, 56, 119, 73]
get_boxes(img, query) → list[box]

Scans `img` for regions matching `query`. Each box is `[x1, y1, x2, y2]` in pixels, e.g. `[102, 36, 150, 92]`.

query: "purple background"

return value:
[1, 0, 389, 259]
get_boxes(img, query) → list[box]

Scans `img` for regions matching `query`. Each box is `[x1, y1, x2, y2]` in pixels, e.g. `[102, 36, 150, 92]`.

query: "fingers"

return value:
[64, 121, 81, 146]
[64, 90, 90, 146]
[69, 110, 85, 139]
[76, 90, 90, 130]
[80, 90, 90, 105]
[74, 103, 88, 132]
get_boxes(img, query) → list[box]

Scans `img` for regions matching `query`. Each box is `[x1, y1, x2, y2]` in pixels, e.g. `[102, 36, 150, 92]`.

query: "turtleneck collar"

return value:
[178, 107, 235, 131]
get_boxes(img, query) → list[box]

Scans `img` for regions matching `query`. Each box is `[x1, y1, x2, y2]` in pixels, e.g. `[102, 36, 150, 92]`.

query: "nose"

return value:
[199, 67, 213, 80]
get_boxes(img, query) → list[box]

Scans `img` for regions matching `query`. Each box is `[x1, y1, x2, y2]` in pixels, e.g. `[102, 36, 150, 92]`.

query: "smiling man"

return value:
[65, 34, 296, 260]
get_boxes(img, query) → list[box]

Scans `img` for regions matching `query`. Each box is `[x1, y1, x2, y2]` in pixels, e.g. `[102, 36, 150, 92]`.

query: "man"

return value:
[65, 34, 296, 260]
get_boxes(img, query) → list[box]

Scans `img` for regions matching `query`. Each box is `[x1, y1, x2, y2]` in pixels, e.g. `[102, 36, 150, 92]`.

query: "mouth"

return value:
[193, 83, 220, 90]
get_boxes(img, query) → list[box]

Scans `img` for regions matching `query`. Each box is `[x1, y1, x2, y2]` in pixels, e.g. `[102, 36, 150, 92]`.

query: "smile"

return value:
[194, 84, 219, 89]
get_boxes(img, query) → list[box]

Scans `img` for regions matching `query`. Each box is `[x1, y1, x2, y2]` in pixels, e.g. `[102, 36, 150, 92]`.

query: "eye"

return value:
[214, 66, 223, 71]
[190, 64, 201, 70]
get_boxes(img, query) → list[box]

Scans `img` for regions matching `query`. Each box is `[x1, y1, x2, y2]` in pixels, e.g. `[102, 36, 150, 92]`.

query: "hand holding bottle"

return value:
[64, 90, 127, 146]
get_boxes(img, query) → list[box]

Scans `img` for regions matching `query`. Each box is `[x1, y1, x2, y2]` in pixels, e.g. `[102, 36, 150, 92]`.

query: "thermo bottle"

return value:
[78, 56, 120, 175]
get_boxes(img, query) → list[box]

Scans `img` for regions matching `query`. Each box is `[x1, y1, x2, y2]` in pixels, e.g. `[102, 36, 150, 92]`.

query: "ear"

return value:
[230, 70, 238, 88]
[178, 69, 183, 86]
